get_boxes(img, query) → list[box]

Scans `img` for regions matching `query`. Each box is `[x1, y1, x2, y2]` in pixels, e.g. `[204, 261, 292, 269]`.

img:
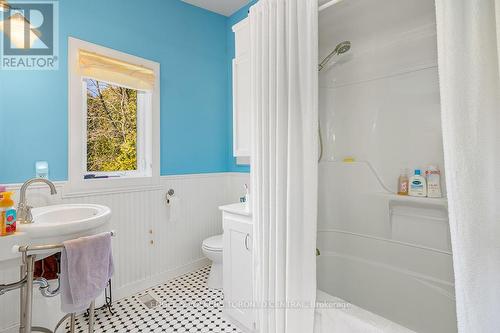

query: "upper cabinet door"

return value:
[234, 19, 250, 58]
[232, 19, 251, 157]
[232, 55, 251, 157]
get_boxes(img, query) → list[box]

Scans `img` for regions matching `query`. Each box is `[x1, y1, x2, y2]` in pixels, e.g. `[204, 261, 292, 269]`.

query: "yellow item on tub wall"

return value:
[0, 192, 17, 236]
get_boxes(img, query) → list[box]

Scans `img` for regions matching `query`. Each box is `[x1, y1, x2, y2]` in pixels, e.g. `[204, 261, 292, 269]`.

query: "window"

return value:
[84, 78, 146, 177]
[68, 38, 160, 193]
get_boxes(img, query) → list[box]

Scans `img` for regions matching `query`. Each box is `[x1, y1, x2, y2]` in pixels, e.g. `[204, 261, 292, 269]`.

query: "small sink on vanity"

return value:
[219, 202, 256, 333]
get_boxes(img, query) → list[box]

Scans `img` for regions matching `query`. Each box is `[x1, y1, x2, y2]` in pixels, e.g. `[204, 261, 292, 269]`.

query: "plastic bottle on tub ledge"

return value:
[397, 169, 409, 195]
[408, 169, 427, 197]
[426, 165, 442, 198]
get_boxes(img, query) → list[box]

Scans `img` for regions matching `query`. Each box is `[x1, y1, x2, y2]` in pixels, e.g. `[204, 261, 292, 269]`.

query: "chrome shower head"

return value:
[319, 40, 352, 72]
[334, 41, 351, 55]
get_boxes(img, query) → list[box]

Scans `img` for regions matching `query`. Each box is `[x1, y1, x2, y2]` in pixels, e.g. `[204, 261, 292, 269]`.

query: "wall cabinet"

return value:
[232, 18, 251, 158]
[221, 203, 255, 332]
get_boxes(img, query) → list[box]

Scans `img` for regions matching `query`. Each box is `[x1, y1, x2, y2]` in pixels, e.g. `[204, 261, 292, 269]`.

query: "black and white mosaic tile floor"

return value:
[68, 266, 242, 333]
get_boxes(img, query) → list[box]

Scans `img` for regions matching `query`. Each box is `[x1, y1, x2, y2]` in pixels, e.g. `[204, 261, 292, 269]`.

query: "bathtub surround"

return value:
[249, 1, 318, 332]
[318, 1, 455, 332]
[435, 0, 500, 331]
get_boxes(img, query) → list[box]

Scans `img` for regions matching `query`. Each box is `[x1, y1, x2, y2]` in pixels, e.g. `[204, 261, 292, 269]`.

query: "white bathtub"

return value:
[314, 290, 415, 333]
[316, 162, 456, 332]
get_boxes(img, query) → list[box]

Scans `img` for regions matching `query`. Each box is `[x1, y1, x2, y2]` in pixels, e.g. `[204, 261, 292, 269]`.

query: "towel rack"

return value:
[8, 231, 116, 333]
[12, 230, 117, 254]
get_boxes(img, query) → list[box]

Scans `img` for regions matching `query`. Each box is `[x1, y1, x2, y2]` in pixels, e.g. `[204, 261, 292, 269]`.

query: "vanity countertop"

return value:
[219, 202, 252, 217]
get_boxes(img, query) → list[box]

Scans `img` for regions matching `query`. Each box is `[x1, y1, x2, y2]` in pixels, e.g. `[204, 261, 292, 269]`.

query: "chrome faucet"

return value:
[17, 178, 57, 224]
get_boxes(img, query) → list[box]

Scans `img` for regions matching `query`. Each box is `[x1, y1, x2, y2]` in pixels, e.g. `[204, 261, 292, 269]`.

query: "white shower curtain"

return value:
[435, 1, 500, 332]
[249, 0, 318, 333]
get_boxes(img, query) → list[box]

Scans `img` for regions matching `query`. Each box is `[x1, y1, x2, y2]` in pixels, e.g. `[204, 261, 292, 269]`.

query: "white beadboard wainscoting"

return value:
[0, 172, 250, 333]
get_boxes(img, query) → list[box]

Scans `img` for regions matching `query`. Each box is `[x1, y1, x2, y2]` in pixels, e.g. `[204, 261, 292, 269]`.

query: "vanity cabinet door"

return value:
[223, 215, 254, 331]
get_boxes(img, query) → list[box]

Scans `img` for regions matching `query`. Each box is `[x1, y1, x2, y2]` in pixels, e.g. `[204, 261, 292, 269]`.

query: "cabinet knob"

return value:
[150, 240, 154, 245]
[149, 229, 153, 234]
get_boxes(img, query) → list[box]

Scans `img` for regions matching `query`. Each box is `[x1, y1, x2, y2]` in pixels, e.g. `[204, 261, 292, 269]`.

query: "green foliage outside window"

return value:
[86, 79, 137, 172]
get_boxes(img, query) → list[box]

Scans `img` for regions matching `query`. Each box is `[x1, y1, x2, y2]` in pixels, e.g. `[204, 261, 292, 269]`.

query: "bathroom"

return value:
[0, 0, 498, 332]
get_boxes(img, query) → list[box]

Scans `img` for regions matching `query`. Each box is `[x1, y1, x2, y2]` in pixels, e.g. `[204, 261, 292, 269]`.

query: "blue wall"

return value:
[0, 0, 244, 183]
[225, 1, 256, 173]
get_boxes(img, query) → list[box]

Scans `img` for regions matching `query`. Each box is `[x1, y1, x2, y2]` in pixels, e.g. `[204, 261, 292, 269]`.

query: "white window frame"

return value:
[68, 37, 160, 194]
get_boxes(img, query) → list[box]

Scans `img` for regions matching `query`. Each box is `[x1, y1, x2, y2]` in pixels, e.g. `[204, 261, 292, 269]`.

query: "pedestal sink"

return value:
[0, 204, 112, 269]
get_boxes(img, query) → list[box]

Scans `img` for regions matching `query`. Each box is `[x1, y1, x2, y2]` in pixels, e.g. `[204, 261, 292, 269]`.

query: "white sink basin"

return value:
[18, 204, 111, 239]
[0, 204, 111, 269]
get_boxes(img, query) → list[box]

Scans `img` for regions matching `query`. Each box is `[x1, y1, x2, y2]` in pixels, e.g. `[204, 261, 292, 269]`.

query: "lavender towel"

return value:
[60, 232, 114, 313]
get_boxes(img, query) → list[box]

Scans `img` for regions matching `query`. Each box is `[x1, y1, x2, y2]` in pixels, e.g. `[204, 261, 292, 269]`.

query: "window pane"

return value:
[86, 78, 137, 172]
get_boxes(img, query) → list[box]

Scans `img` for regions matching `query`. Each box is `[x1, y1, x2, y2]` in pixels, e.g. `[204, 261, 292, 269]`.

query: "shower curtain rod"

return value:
[246, 0, 344, 14]
[319, 0, 344, 12]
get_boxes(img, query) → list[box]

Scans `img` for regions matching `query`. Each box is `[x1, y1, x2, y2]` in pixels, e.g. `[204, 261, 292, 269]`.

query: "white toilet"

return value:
[202, 234, 223, 289]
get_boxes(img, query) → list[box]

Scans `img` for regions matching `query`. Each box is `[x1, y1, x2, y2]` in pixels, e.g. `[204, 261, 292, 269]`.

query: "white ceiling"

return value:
[319, 0, 436, 58]
[182, 0, 249, 16]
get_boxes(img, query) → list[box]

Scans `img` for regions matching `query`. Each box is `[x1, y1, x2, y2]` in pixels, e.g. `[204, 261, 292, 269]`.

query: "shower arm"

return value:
[318, 51, 337, 72]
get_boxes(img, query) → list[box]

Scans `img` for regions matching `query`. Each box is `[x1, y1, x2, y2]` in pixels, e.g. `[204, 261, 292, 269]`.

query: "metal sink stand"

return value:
[11, 243, 96, 333]
[1, 230, 115, 333]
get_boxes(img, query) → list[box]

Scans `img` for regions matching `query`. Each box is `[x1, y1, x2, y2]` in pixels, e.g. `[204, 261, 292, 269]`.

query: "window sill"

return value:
[66, 172, 160, 198]
[83, 172, 151, 180]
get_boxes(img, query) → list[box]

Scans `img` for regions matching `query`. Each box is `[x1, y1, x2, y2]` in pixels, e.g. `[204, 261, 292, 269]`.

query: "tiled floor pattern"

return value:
[69, 266, 242, 332]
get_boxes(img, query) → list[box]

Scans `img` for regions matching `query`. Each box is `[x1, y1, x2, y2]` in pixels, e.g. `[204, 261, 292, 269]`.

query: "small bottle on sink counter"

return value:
[0, 192, 16, 236]
[244, 184, 250, 213]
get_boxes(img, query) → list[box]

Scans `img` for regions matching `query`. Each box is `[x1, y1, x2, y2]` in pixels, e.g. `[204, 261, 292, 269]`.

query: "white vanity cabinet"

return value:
[220, 203, 256, 332]
[232, 18, 251, 158]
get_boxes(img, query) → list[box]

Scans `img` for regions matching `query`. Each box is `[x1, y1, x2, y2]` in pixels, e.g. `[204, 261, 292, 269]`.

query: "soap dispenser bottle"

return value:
[408, 169, 427, 197]
[0, 192, 16, 236]
[244, 184, 250, 213]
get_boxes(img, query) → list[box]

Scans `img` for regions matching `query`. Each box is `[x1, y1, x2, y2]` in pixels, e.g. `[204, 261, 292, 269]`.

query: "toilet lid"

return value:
[202, 235, 223, 252]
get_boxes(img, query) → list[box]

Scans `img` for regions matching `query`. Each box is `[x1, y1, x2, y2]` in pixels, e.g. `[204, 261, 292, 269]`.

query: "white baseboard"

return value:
[113, 257, 211, 301]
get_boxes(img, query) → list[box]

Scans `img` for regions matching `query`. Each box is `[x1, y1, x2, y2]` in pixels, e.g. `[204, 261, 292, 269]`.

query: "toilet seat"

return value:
[202, 235, 223, 252]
